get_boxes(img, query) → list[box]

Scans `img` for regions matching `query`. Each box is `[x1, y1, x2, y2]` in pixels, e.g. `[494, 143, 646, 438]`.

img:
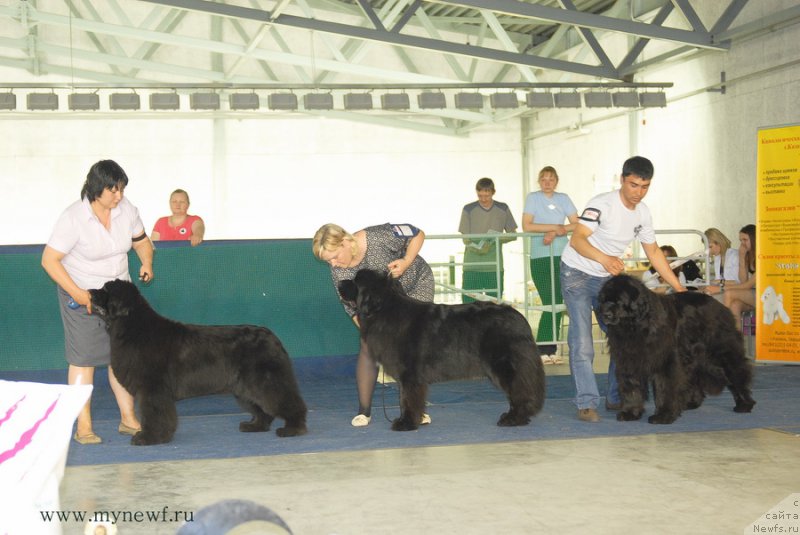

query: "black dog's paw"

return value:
[275, 425, 307, 437]
[497, 411, 531, 427]
[616, 410, 643, 422]
[647, 412, 678, 424]
[734, 401, 755, 413]
[391, 417, 419, 432]
[239, 420, 270, 432]
[130, 432, 171, 446]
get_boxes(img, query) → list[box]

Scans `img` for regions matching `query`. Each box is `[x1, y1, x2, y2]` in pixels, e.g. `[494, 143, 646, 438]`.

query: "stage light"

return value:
[303, 93, 334, 110]
[27, 93, 59, 110]
[454, 92, 483, 110]
[490, 93, 518, 109]
[583, 92, 612, 108]
[110, 93, 140, 110]
[229, 93, 260, 110]
[418, 92, 446, 109]
[343, 93, 373, 110]
[150, 93, 180, 110]
[554, 93, 581, 108]
[526, 92, 554, 108]
[381, 93, 410, 110]
[612, 92, 640, 108]
[190, 92, 220, 110]
[0, 93, 16, 110]
[268, 93, 298, 110]
[639, 92, 667, 108]
[68, 93, 100, 111]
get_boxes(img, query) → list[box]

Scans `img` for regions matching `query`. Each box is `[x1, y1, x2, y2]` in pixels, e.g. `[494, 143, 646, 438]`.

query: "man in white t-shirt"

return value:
[560, 156, 685, 423]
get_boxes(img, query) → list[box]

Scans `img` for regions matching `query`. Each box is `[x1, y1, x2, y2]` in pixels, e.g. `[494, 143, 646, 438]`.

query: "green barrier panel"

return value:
[0, 240, 358, 372]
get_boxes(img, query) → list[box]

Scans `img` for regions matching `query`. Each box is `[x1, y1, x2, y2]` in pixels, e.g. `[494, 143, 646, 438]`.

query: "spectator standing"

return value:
[459, 177, 517, 303]
[522, 166, 578, 361]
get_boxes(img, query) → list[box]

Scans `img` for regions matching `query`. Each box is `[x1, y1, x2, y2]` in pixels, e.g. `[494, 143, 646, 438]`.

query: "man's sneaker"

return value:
[578, 408, 600, 422]
[605, 400, 623, 411]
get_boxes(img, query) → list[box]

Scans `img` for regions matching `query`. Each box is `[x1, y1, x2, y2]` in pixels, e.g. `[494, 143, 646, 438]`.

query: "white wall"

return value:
[1, 1, 798, 261]
[0, 118, 522, 244]
[526, 1, 800, 256]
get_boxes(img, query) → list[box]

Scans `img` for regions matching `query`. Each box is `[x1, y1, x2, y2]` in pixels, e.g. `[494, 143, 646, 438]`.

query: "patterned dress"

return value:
[329, 223, 435, 317]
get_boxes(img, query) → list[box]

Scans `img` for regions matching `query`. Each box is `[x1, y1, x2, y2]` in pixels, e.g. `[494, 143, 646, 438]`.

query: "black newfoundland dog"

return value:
[338, 269, 545, 431]
[90, 279, 307, 445]
[598, 275, 755, 424]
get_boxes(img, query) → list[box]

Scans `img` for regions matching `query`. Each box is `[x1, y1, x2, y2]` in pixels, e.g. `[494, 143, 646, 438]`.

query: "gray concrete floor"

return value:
[59, 351, 799, 535]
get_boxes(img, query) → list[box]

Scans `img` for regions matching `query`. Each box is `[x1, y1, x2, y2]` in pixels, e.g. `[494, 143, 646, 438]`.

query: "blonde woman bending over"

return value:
[313, 223, 435, 427]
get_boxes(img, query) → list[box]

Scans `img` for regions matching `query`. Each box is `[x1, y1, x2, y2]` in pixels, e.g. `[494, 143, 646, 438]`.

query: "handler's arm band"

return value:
[132, 232, 148, 242]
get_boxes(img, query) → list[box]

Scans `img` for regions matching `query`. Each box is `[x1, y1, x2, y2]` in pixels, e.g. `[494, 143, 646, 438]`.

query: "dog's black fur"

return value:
[598, 275, 755, 424]
[338, 269, 545, 431]
[90, 279, 307, 445]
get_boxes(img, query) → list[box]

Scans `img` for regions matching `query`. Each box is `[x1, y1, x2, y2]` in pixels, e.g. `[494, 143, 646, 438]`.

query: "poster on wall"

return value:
[755, 124, 800, 363]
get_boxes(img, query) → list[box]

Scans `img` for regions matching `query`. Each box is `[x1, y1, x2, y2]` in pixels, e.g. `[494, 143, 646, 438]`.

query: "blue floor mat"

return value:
[2, 358, 797, 467]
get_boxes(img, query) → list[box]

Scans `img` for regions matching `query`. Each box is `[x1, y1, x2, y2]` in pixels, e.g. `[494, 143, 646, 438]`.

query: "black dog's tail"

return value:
[515, 343, 547, 416]
[491, 339, 546, 424]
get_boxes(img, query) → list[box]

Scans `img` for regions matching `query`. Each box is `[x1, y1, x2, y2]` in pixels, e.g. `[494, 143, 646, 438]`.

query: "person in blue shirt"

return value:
[522, 166, 578, 361]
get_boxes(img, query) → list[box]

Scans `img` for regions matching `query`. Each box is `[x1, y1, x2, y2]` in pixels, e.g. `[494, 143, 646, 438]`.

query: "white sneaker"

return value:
[351, 414, 371, 427]
[420, 413, 432, 425]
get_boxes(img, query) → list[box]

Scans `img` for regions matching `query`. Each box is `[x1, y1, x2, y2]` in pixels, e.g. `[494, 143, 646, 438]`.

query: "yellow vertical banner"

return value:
[756, 124, 800, 363]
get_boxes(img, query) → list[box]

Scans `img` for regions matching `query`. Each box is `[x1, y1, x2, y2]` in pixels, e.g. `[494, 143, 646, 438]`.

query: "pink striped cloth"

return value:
[0, 380, 92, 535]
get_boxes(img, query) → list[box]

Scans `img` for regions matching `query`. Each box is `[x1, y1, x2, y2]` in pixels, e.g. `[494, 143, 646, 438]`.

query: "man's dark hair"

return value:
[621, 156, 654, 180]
[475, 177, 495, 191]
[80, 160, 129, 201]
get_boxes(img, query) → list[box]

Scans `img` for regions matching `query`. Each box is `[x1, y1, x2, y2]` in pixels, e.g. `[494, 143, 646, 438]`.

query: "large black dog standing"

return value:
[90, 279, 307, 445]
[598, 275, 755, 424]
[338, 269, 545, 431]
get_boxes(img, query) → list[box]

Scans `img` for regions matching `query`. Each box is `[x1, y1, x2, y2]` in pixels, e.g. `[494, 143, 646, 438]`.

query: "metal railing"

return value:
[425, 229, 712, 347]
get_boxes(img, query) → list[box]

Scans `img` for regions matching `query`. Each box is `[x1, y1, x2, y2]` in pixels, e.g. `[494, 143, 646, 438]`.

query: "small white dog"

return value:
[761, 286, 791, 325]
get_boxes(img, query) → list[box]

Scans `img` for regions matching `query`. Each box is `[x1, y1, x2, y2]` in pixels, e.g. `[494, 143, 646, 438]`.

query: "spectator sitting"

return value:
[151, 189, 205, 246]
[704, 227, 739, 285]
[703, 224, 757, 329]
[642, 245, 703, 293]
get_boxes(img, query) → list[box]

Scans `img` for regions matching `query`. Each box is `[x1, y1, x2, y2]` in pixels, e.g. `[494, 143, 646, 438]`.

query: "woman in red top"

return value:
[151, 189, 205, 246]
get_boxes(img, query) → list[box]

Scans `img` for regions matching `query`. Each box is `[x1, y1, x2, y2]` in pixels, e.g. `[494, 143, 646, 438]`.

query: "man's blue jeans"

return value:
[560, 262, 619, 409]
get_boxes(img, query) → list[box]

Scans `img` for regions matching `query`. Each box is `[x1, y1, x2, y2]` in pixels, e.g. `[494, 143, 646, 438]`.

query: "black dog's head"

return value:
[338, 269, 402, 318]
[597, 275, 653, 328]
[89, 279, 144, 321]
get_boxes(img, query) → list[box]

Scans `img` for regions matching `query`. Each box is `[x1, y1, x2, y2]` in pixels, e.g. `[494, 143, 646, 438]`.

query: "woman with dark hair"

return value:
[703, 224, 756, 327]
[41, 160, 154, 444]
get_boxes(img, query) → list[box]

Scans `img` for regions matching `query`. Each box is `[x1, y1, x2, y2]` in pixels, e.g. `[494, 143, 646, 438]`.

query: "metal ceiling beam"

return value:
[479, 8, 537, 83]
[557, 0, 614, 72]
[672, 0, 706, 33]
[433, 0, 730, 49]
[140, 0, 619, 78]
[8, 5, 461, 84]
[617, 3, 674, 75]
[307, 0, 430, 84]
[620, 1, 800, 78]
